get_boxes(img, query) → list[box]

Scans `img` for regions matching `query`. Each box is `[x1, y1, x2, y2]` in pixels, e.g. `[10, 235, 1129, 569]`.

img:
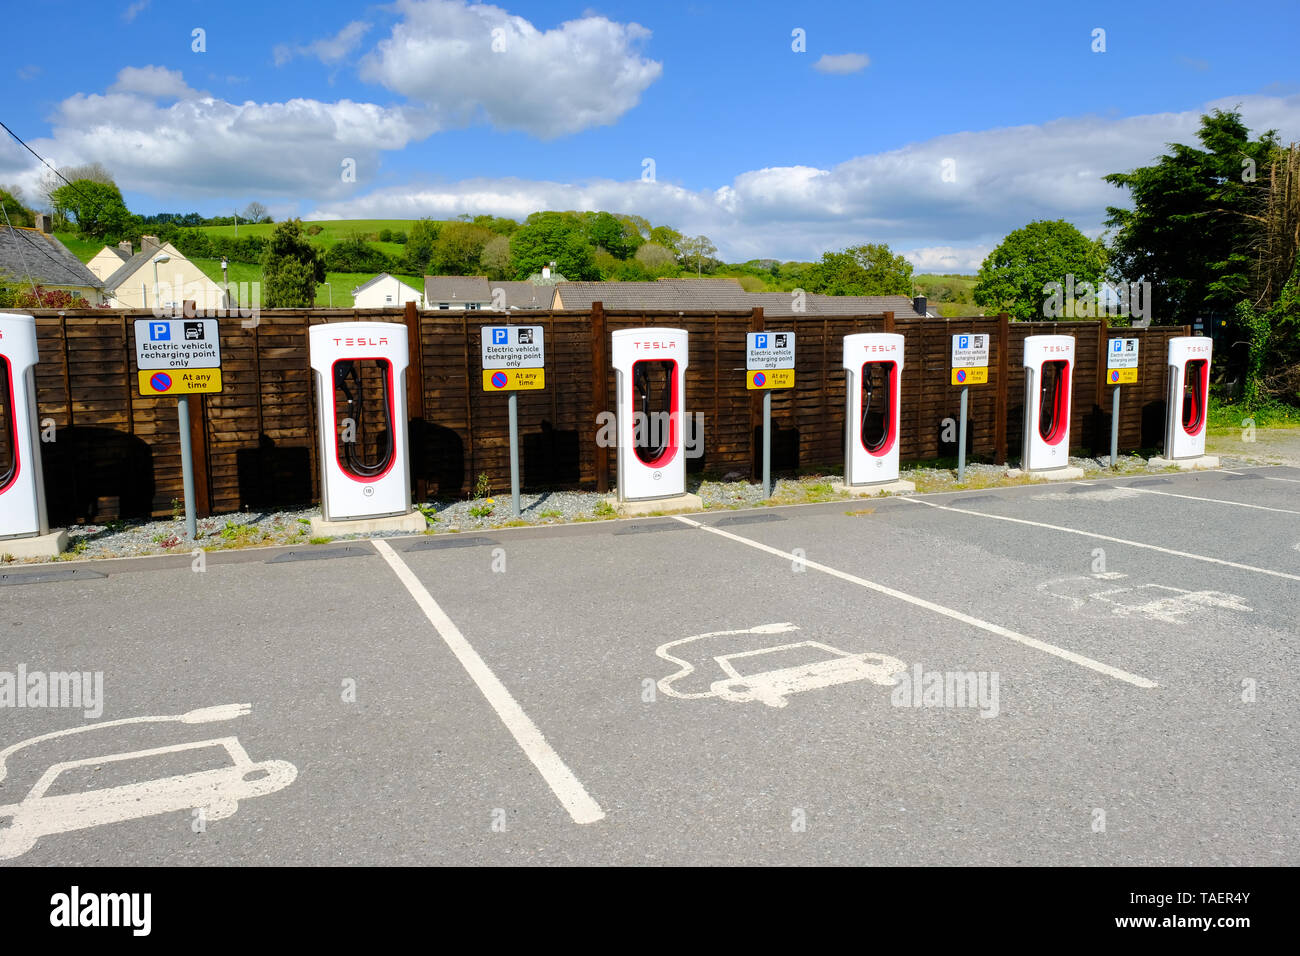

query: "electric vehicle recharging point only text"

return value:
[0, 314, 66, 557]
[1018, 335, 1084, 480]
[1151, 336, 1218, 470]
[608, 327, 702, 514]
[834, 333, 914, 497]
[308, 322, 425, 535]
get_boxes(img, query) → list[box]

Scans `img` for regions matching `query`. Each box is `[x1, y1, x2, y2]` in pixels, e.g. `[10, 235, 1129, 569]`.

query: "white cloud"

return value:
[274, 20, 372, 67]
[3, 67, 425, 201]
[358, 0, 662, 138]
[108, 66, 194, 99]
[305, 93, 1300, 265]
[813, 53, 870, 75]
[123, 0, 150, 23]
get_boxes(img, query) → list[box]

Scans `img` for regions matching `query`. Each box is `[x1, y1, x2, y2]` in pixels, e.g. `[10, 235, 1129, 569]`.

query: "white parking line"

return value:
[1120, 485, 1300, 516]
[371, 539, 604, 825]
[900, 497, 1300, 583]
[671, 517, 1157, 689]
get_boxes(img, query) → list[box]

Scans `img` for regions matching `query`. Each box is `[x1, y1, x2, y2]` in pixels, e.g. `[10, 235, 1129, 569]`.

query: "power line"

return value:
[0, 118, 115, 225]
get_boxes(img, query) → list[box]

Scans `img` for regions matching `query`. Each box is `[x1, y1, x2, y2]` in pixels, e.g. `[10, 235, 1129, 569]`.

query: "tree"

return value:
[262, 219, 325, 307]
[648, 225, 682, 254]
[0, 187, 33, 228]
[972, 221, 1106, 320]
[509, 212, 598, 280]
[1104, 110, 1278, 323]
[242, 201, 270, 223]
[49, 179, 132, 240]
[481, 235, 512, 279]
[678, 235, 717, 277]
[324, 235, 392, 273]
[40, 161, 114, 208]
[634, 242, 678, 277]
[807, 243, 913, 296]
[585, 211, 641, 259]
[429, 222, 493, 275]
[403, 218, 441, 274]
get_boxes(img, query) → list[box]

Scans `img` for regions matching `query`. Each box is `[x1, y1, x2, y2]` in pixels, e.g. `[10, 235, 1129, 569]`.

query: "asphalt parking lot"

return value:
[1, 465, 1297, 866]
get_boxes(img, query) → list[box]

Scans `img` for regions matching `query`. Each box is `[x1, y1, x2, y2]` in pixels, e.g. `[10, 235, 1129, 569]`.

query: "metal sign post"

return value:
[746, 331, 796, 498]
[1106, 338, 1140, 468]
[950, 333, 990, 483]
[481, 325, 546, 517]
[135, 318, 222, 541]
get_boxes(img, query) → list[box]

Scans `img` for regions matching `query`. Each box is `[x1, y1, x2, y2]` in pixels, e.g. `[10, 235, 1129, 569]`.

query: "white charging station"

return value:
[1020, 335, 1082, 478]
[836, 333, 913, 495]
[0, 314, 63, 555]
[611, 327, 698, 510]
[309, 322, 422, 532]
[1152, 336, 1217, 469]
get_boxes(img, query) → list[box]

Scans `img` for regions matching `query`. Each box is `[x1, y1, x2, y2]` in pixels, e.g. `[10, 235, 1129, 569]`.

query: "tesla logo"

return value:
[862, 344, 898, 353]
[632, 341, 677, 350]
[332, 337, 389, 347]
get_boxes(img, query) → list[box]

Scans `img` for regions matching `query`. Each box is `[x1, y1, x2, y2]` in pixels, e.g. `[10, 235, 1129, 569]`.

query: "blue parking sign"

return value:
[149, 322, 171, 341]
[756, 334, 767, 349]
[959, 335, 969, 349]
[492, 328, 508, 345]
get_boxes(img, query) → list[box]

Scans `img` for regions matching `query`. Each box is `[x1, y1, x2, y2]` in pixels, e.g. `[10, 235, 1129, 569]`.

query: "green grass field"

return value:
[186, 258, 422, 308]
[54, 233, 109, 263]
[198, 219, 412, 259]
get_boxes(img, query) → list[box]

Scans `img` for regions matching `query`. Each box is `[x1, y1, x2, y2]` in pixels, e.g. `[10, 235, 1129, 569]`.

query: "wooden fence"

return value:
[10, 306, 1189, 522]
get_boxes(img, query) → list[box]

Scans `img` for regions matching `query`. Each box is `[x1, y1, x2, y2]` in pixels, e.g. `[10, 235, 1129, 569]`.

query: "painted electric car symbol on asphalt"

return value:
[0, 703, 296, 860]
[656, 623, 905, 708]
[150, 372, 172, 392]
[491, 371, 508, 388]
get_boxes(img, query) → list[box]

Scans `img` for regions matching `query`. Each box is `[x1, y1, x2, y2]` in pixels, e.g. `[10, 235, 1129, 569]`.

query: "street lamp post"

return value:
[321, 282, 332, 307]
[152, 253, 172, 311]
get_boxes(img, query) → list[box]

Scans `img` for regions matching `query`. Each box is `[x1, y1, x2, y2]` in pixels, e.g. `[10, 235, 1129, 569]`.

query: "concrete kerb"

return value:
[1148, 455, 1221, 471]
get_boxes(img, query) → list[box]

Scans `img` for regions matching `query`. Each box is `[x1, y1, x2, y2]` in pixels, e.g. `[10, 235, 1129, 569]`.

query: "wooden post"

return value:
[185, 304, 211, 517]
[1095, 316, 1109, 409]
[882, 310, 895, 334]
[994, 312, 1010, 465]
[591, 302, 608, 493]
[404, 300, 427, 501]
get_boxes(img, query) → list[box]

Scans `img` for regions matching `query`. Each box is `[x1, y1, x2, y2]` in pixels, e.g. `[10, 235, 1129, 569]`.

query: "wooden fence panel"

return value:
[8, 307, 1197, 519]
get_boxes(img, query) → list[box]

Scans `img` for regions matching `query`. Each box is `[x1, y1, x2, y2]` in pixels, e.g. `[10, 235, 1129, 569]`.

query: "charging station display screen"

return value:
[331, 359, 394, 479]
[1182, 359, 1207, 434]
[0, 356, 15, 492]
[1038, 360, 1070, 444]
[631, 359, 677, 466]
[859, 362, 897, 455]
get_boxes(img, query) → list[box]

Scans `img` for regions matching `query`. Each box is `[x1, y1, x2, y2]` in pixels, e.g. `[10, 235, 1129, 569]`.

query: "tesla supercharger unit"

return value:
[612, 327, 687, 501]
[309, 322, 411, 521]
[0, 314, 50, 540]
[842, 333, 904, 486]
[1021, 335, 1075, 473]
[1164, 336, 1212, 460]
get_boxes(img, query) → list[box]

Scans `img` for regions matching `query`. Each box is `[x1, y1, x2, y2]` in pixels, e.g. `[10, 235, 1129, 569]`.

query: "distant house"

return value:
[0, 225, 104, 304]
[86, 241, 135, 283]
[101, 237, 225, 311]
[552, 278, 927, 317]
[424, 276, 492, 310]
[423, 275, 559, 310]
[351, 273, 423, 309]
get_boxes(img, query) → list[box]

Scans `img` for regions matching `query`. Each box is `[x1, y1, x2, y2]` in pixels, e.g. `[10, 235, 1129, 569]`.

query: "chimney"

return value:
[141, 235, 161, 252]
[541, 265, 551, 280]
[118, 240, 133, 256]
[913, 295, 927, 316]
[33, 213, 50, 234]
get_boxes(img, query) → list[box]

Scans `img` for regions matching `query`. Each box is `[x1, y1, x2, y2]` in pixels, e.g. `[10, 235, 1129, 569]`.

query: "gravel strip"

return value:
[1, 454, 1208, 565]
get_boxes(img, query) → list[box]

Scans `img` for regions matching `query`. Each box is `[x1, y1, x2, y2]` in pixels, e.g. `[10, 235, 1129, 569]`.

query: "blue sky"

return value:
[2, 0, 1298, 270]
